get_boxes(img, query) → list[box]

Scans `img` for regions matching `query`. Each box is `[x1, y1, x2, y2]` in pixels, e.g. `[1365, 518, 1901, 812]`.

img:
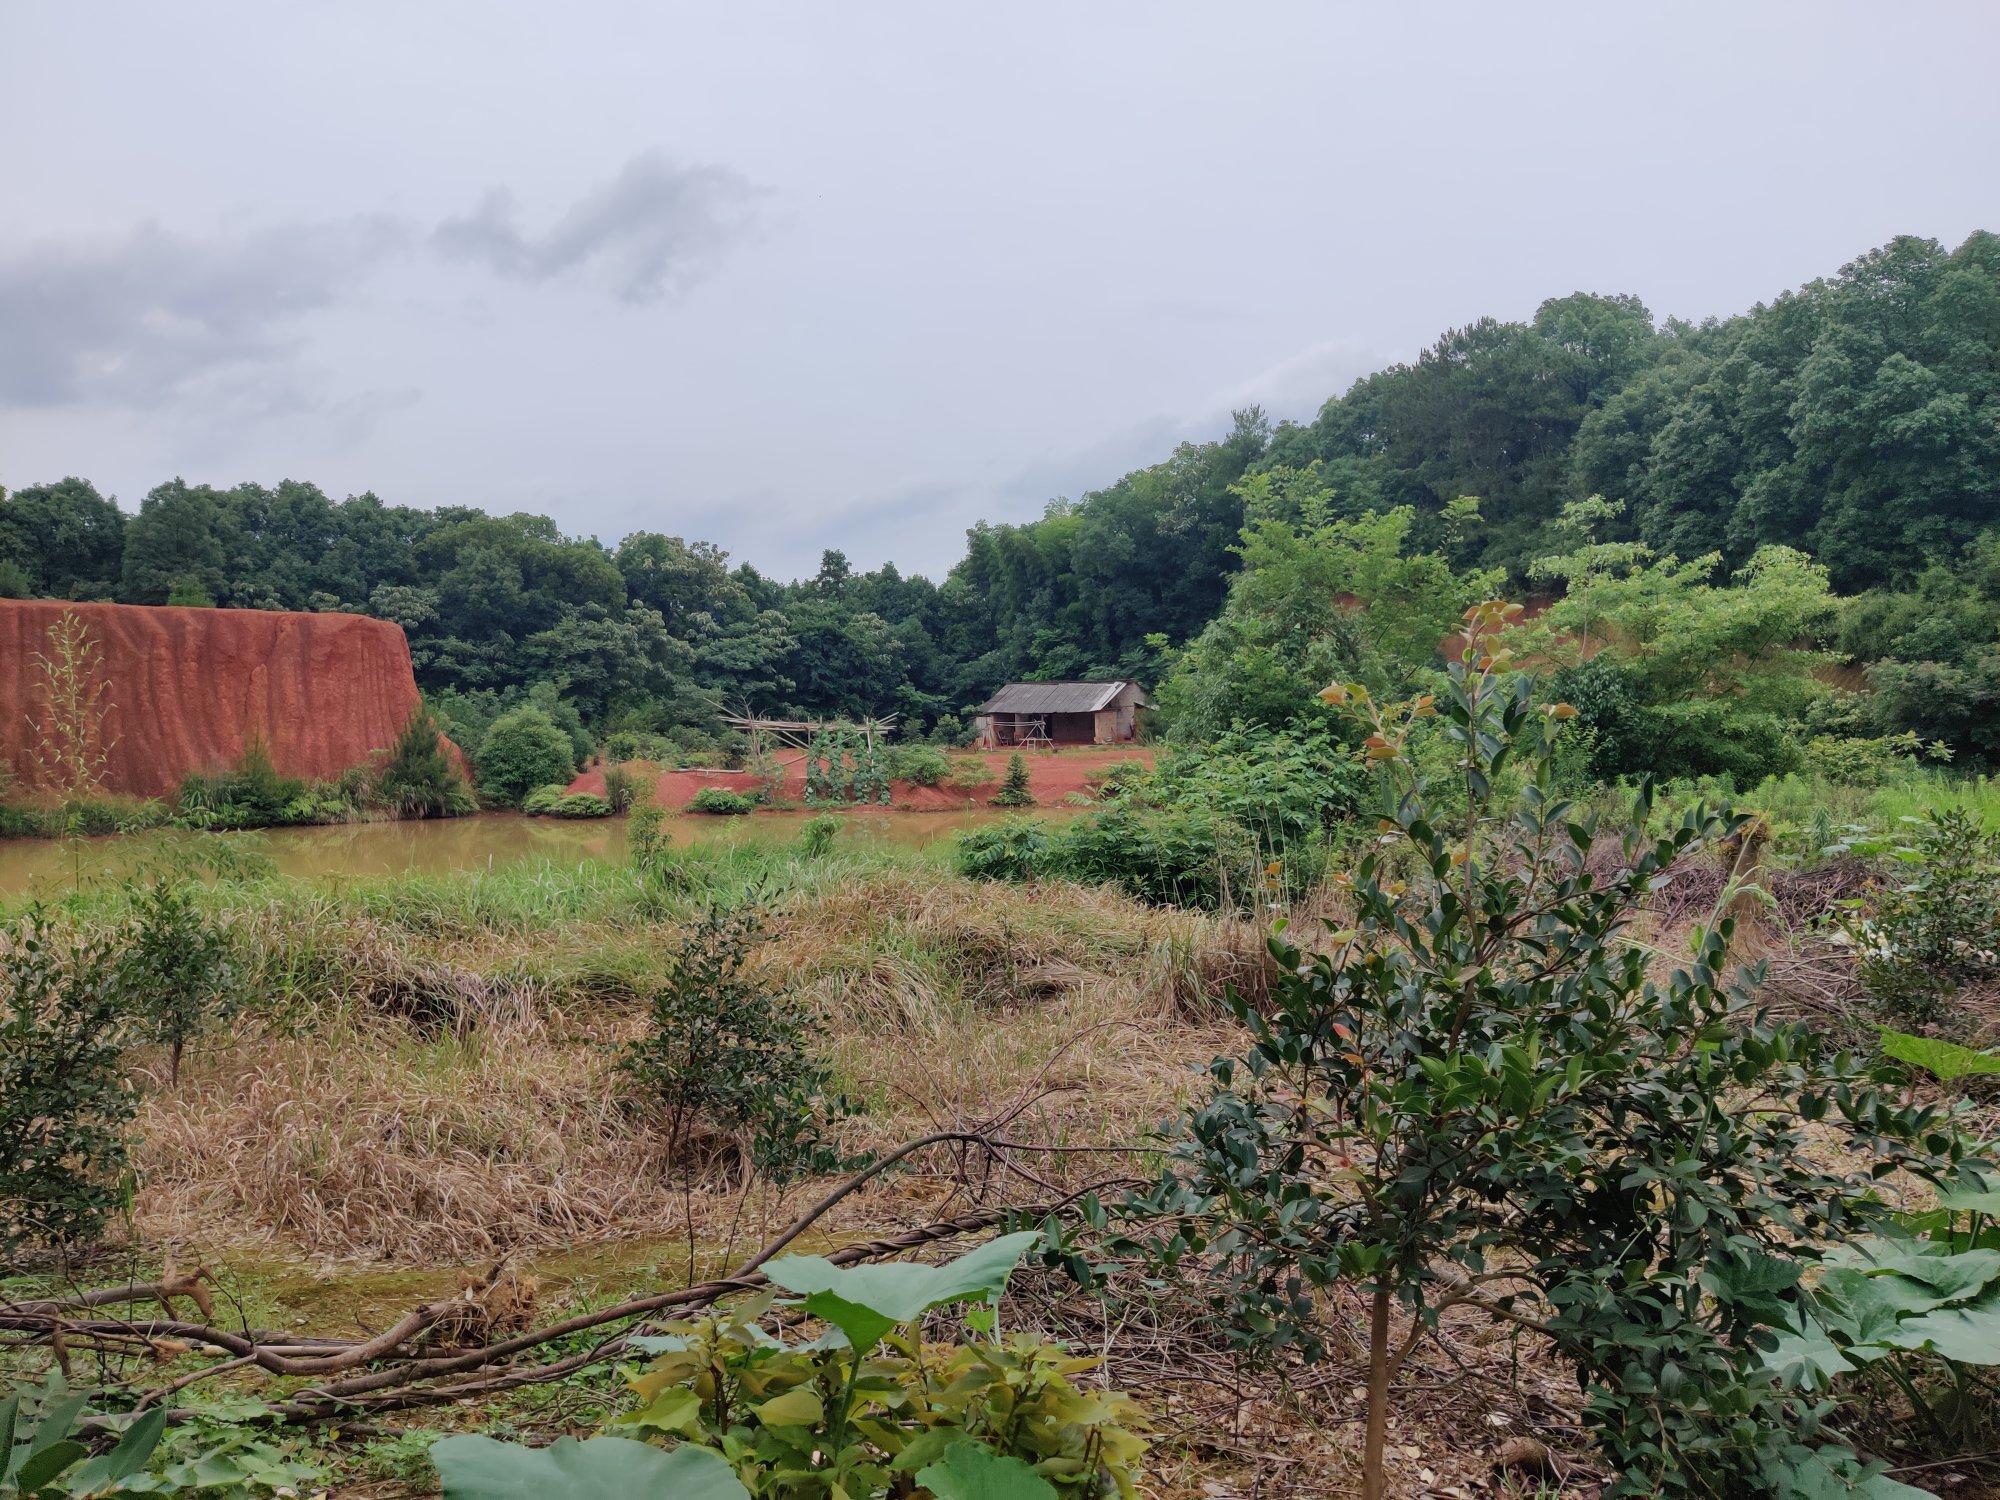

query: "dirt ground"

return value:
[568, 743, 1156, 811]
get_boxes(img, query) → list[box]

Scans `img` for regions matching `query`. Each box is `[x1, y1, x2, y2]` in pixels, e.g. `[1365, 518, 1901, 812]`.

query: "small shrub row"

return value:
[689, 786, 757, 816]
[885, 743, 951, 786]
[956, 805, 1286, 909]
[522, 785, 612, 818]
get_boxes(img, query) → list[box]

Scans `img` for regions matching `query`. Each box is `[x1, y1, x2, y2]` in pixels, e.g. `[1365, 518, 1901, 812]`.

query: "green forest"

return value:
[6, 231, 1998, 783]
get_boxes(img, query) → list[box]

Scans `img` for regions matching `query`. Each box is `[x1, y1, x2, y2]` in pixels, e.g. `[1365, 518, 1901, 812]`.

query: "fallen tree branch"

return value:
[4, 1131, 1127, 1430]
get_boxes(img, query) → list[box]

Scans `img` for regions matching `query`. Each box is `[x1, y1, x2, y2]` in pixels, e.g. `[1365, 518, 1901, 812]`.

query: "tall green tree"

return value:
[0, 478, 126, 598]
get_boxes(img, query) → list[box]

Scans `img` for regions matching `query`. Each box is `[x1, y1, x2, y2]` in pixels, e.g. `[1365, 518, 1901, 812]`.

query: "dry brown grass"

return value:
[128, 871, 1262, 1266]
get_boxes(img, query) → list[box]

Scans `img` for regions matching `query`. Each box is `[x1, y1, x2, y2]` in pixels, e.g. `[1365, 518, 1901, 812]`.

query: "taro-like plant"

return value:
[432, 1234, 1133, 1500]
[432, 1435, 748, 1500]
[611, 1231, 1138, 1498]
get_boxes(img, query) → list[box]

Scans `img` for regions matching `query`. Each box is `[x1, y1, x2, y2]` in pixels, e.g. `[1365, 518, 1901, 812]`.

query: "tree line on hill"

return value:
[2, 231, 1995, 773]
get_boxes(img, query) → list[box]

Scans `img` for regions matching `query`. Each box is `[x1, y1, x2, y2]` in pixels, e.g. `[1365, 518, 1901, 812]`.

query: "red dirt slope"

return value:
[0, 599, 454, 800]
[569, 746, 1155, 812]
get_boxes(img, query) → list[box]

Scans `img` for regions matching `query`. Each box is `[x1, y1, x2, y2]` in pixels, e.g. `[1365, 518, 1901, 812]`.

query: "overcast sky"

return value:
[3, 2, 1997, 580]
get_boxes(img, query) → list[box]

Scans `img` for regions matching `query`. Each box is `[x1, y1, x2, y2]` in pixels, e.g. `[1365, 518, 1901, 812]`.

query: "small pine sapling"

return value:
[989, 752, 1034, 807]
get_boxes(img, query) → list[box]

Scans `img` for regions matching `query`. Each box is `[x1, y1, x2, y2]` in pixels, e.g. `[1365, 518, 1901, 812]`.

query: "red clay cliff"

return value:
[1, 599, 451, 800]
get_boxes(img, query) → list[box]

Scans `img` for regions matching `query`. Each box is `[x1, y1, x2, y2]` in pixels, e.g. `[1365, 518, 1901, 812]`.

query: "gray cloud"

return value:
[433, 152, 764, 303]
[0, 150, 762, 420]
[0, 217, 408, 410]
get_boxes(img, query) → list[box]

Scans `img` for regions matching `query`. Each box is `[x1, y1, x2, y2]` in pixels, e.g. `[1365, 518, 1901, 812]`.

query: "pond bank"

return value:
[0, 805, 1078, 903]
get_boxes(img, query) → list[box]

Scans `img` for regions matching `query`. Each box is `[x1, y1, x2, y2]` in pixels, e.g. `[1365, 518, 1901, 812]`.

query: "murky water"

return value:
[0, 807, 1056, 901]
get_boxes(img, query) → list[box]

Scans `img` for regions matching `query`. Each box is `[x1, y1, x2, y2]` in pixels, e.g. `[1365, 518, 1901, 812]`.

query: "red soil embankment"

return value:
[0, 599, 458, 800]
[569, 745, 1156, 812]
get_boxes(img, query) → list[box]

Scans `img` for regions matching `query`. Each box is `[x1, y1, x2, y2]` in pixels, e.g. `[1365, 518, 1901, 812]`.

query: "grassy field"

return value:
[6, 777, 1997, 1498]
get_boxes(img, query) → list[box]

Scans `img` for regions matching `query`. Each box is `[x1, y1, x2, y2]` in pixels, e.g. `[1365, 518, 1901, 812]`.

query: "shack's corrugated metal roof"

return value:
[976, 680, 1146, 714]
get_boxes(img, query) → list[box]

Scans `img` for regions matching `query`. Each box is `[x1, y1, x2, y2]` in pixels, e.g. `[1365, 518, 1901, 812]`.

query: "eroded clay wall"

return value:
[0, 599, 445, 800]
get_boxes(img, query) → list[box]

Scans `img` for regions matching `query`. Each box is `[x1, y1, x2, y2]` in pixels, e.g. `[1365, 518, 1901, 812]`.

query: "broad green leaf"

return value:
[612, 1385, 705, 1440]
[14, 1439, 89, 1492]
[1825, 1240, 2000, 1301]
[916, 1441, 1059, 1500]
[1771, 1446, 1935, 1500]
[28, 1383, 87, 1463]
[629, 1334, 692, 1355]
[1881, 1295, 2000, 1365]
[1762, 1320, 1858, 1389]
[431, 1434, 749, 1500]
[764, 1232, 1041, 1357]
[750, 1388, 824, 1427]
[1878, 1027, 2000, 1084]
[66, 1406, 167, 1493]
[1936, 1186, 2000, 1216]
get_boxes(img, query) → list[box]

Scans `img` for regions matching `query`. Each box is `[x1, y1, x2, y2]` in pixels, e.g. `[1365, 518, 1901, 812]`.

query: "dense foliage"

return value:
[618, 901, 848, 1182]
[1840, 809, 2000, 1033]
[0, 912, 134, 1253]
[432, 1234, 1136, 1500]
[116, 874, 238, 1085]
[3, 233, 1992, 771]
[473, 706, 576, 808]
[1087, 623, 1987, 1497]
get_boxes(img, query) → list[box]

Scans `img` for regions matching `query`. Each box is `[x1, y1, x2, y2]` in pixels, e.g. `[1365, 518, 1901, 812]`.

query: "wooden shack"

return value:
[973, 680, 1148, 748]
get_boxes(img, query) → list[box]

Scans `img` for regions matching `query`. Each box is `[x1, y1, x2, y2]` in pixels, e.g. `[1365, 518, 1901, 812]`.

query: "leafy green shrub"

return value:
[946, 758, 991, 795]
[618, 902, 848, 1182]
[277, 787, 356, 825]
[1037, 806, 1249, 908]
[476, 707, 576, 808]
[173, 740, 314, 830]
[925, 712, 970, 747]
[795, 814, 841, 858]
[1, 911, 135, 1253]
[375, 706, 476, 818]
[989, 753, 1034, 807]
[746, 754, 789, 805]
[116, 876, 238, 1085]
[1083, 760, 1149, 796]
[601, 760, 644, 813]
[599, 1233, 1143, 1499]
[688, 787, 756, 816]
[952, 819, 1051, 882]
[627, 800, 681, 887]
[520, 783, 568, 815]
[1842, 808, 2000, 1031]
[1100, 610, 1975, 1498]
[1800, 731, 1927, 788]
[1124, 725, 1362, 843]
[957, 807, 1260, 909]
[887, 744, 951, 786]
[520, 784, 610, 817]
